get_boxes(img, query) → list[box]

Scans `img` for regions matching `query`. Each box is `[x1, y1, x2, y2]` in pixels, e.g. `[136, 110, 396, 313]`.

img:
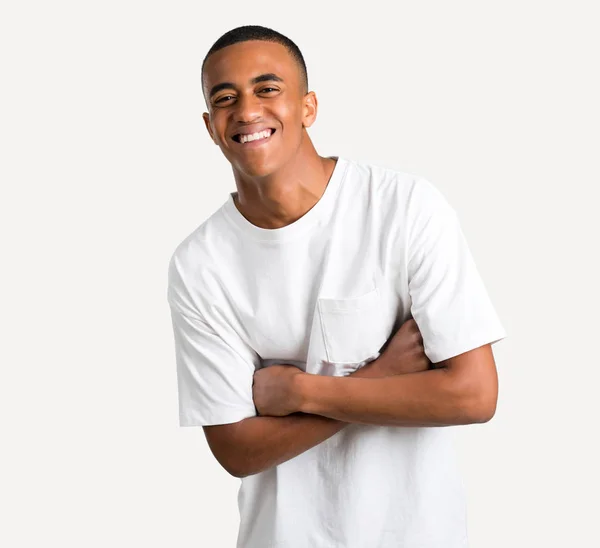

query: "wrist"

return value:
[293, 372, 312, 413]
[295, 372, 333, 415]
[350, 357, 387, 378]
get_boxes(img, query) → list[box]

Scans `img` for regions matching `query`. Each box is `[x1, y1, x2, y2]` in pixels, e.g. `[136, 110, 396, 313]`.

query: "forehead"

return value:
[203, 40, 300, 90]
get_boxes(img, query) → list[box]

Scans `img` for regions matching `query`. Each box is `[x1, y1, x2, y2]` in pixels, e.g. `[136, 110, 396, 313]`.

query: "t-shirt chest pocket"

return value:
[317, 285, 389, 367]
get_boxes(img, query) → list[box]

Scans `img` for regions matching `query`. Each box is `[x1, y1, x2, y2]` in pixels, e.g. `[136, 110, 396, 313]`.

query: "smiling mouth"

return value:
[232, 128, 276, 144]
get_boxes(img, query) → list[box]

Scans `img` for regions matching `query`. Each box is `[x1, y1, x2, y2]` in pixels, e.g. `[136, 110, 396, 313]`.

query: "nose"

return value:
[233, 93, 263, 123]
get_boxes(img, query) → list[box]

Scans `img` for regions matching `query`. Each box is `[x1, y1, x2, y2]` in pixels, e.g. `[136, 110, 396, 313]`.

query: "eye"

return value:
[259, 87, 279, 94]
[214, 95, 235, 105]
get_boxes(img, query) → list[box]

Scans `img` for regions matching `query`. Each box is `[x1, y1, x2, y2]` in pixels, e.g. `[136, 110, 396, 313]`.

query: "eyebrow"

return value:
[209, 73, 284, 98]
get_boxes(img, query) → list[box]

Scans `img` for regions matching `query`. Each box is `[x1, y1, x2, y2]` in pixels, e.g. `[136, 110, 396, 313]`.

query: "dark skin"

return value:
[200, 39, 499, 477]
[202, 39, 335, 230]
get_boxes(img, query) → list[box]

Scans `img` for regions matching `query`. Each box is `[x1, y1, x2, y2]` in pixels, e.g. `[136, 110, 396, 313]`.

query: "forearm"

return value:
[233, 361, 385, 477]
[296, 367, 482, 427]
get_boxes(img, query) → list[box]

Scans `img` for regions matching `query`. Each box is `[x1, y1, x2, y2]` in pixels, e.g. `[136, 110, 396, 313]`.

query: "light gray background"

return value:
[1, 1, 598, 547]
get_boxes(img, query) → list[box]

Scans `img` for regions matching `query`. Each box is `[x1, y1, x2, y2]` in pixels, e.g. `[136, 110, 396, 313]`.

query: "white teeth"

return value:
[239, 129, 272, 144]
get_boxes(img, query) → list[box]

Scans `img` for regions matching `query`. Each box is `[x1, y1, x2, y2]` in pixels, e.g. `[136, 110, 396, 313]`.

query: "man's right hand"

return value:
[376, 318, 432, 376]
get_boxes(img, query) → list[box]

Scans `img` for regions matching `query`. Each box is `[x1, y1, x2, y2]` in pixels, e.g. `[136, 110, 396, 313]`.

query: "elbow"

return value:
[222, 455, 259, 479]
[462, 387, 497, 424]
[228, 467, 247, 479]
[453, 372, 498, 424]
[224, 455, 270, 478]
[223, 461, 244, 478]
[204, 421, 255, 478]
[229, 465, 260, 479]
[204, 444, 246, 478]
[466, 396, 497, 423]
[443, 343, 500, 425]
[221, 456, 251, 479]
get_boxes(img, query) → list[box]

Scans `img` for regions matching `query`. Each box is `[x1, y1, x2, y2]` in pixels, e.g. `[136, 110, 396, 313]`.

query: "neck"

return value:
[231, 137, 336, 230]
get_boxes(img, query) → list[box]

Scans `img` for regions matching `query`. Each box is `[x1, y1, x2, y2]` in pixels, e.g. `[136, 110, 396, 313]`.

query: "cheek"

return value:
[273, 103, 305, 134]
[208, 114, 226, 140]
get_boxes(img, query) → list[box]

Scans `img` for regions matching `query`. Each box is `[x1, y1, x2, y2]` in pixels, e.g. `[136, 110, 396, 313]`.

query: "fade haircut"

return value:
[201, 25, 308, 96]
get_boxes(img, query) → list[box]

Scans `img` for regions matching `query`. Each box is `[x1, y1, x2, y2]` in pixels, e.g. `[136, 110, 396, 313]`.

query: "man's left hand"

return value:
[252, 364, 305, 417]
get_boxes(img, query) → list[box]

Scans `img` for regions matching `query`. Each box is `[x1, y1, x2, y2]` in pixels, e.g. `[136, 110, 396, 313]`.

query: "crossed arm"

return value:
[204, 343, 498, 478]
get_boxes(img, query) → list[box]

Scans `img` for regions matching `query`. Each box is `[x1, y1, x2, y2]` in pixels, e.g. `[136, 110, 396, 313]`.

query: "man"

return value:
[167, 24, 506, 548]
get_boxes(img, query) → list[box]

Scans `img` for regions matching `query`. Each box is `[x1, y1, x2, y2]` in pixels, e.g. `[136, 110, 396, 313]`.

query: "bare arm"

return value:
[203, 358, 385, 478]
[296, 343, 498, 427]
[205, 319, 432, 478]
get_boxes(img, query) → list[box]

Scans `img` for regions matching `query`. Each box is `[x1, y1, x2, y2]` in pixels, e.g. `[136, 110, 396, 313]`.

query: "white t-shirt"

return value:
[167, 156, 507, 548]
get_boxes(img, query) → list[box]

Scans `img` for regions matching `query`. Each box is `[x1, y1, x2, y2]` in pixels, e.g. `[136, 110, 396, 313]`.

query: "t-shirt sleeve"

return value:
[406, 177, 507, 363]
[167, 255, 258, 427]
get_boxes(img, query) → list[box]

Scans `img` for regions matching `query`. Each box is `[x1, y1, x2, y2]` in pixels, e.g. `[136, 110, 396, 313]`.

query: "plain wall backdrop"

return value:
[1, 1, 599, 546]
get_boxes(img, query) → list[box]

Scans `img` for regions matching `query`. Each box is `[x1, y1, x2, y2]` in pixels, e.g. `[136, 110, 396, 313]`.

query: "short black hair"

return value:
[201, 25, 308, 95]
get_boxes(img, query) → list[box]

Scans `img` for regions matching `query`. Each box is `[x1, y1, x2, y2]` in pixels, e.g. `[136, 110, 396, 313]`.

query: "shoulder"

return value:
[168, 222, 209, 284]
[168, 199, 234, 273]
[342, 156, 416, 188]
[167, 206, 230, 318]
[342, 156, 453, 216]
[342, 156, 428, 197]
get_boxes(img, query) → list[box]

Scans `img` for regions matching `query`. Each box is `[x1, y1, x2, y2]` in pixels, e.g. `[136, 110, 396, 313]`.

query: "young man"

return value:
[167, 25, 506, 548]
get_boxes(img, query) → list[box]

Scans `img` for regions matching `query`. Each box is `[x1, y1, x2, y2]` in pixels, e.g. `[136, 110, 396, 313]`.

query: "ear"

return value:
[202, 112, 217, 144]
[301, 91, 318, 128]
